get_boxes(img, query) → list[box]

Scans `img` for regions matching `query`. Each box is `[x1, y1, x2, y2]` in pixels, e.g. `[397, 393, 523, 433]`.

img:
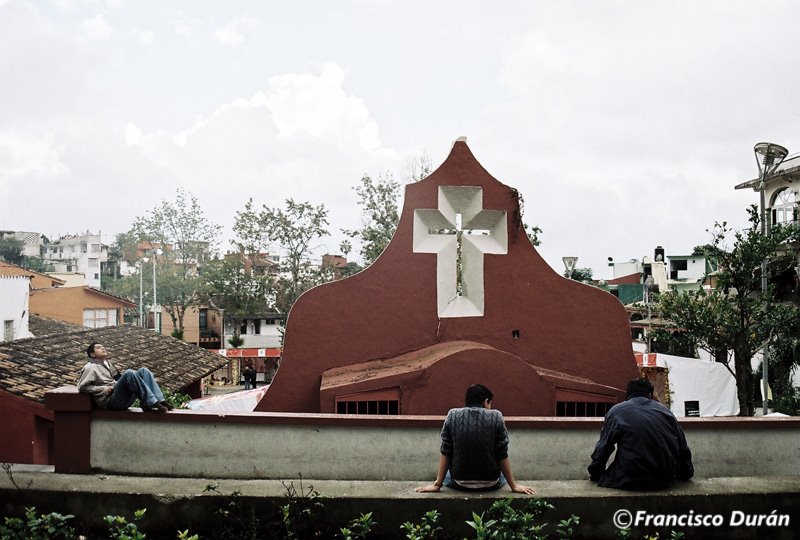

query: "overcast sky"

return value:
[1, 0, 798, 279]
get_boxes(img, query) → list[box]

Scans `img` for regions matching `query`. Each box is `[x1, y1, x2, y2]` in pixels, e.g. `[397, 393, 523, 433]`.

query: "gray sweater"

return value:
[440, 406, 510, 483]
[77, 359, 120, 408]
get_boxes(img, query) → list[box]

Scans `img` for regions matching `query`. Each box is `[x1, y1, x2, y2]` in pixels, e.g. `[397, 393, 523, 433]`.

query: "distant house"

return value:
[0, 260, 66, 290]
[29, 286, 135, 328]
[0, 275, 33, 342]
[41, 232, 108, 288]
[0, 316, 228, 465]
[0, 230, 46, 258]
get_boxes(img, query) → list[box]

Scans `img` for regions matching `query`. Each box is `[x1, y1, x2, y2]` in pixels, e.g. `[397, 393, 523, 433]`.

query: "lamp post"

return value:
[145, 248, 163, 333]
[138, 260, 145, 328]
[753, 142, 789, 416]
[643, 275, 655, 353]
[562, 256, 578, 280]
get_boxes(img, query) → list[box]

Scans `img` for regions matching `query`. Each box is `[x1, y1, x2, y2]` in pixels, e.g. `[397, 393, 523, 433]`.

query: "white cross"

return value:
[413, 186, 508, 317]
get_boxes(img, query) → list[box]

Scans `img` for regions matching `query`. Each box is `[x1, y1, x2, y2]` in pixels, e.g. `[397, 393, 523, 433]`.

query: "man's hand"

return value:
[103, 385, 114, 396]
[509, 484, 537, 495]
[414, 484, 442, 493]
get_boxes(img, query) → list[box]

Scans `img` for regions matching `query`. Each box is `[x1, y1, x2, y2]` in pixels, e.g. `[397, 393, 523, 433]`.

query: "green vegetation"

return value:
[656, 205, 800, 415]
[1, 497, 696, 539]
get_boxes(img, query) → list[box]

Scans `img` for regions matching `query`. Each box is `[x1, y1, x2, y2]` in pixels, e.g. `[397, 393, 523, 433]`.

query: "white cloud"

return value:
[0, 130, 67, 177]
[212, 15, 262, 47]
[82, 13, 112, 41]
[127, 63, 395, 254]
[136, 29, 154, 46]
[124, 123, 142, 146]
[173, 13, 203, 41]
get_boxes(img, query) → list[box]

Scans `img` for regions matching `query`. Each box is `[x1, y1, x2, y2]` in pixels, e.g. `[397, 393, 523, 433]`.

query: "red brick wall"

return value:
[0, 391, 53, 464]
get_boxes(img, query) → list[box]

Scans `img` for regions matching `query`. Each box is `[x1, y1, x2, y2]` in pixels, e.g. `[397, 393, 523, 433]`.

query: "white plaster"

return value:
[413, 186, 507, 318]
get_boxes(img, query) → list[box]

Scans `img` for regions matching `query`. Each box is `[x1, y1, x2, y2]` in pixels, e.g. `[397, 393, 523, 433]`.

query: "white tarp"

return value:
[643, 353, 739, 417]
[186, 386, 268, 412]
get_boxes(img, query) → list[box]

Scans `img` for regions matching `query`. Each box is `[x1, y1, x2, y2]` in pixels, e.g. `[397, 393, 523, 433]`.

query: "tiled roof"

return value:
[0, 321, 228, 403]
[28, 314, 83, 337]
[0, 261, 66, 287]
[29, 286, 137, 307]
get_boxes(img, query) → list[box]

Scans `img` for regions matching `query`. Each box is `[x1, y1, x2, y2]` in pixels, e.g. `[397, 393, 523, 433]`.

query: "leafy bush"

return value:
[0, 507, 75, 540]
[401, 510, 442, 539]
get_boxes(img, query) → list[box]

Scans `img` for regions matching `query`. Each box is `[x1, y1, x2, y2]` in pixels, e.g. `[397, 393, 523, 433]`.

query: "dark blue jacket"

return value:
[588, 395, 694, 490]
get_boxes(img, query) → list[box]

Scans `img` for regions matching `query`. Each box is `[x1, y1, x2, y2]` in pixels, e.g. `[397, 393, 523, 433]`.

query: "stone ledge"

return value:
[1, 467, 797, 539]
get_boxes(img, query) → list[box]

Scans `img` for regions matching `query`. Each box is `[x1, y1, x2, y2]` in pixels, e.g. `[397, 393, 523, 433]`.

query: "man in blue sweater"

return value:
[416, 384, 536, 494]
[589, 378, 694, 490]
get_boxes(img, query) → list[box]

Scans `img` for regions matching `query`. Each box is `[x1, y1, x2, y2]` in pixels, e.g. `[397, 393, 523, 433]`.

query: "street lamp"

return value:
[753, 142, 789, 415]
[145, 249, 163, 333]
[138, 260, 145, 328]
[562, 256, 578, 280]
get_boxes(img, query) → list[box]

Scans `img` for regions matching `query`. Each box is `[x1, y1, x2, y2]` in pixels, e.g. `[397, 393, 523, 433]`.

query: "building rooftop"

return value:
[0, 317, 228, 403]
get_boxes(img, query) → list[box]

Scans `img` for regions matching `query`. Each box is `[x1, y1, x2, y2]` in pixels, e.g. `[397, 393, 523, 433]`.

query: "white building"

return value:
[41, 233, 108, 288]
[0, 275, 33, 342]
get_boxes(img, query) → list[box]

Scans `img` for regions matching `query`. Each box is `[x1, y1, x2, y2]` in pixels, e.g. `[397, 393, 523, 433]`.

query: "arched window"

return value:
[771, 188, 799, 226]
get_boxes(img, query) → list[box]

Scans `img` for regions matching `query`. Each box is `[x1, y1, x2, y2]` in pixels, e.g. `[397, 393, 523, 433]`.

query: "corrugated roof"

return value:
[0, 319, 228, 403]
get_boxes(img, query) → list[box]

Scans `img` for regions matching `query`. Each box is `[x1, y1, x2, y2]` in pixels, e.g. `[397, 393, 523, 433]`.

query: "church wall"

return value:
[258, 141, 639, 415]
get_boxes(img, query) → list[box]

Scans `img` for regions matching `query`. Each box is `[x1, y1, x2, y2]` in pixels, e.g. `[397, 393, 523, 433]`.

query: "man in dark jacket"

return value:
[416, 384, 536, 494]
[589, 378, 694, 490]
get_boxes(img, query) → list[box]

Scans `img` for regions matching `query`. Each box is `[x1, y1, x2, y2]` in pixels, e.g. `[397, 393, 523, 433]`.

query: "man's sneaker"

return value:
[143, 403, 168, 413]
[159, 401, 175, 411]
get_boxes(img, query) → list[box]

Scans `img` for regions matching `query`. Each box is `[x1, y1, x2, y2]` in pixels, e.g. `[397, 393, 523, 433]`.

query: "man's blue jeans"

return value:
[107, 368, 165, 410]
[444, 469, 507, 491]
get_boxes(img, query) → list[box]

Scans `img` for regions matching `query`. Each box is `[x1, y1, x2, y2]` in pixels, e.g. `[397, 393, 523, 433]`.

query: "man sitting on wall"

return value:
[588, 378, 694, 490]
[416, 384, 536, 494]
[77, 342, 173, 413]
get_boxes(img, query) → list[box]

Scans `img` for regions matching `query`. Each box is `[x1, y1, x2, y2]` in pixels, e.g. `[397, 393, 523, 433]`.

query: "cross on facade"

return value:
[413, 186, 508, 317]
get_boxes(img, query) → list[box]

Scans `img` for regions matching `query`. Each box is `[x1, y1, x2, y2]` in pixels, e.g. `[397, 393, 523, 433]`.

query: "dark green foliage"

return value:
[338, 512, 376, 540]
[343, 173, 402, 266]
[657, 205, 800, 415]
[104, 508, 148, 540]
[233, 198, 330, 315]
[401, 510, 441, 539]
[0, 237, 24, 265]
[0, 506, 76, 540]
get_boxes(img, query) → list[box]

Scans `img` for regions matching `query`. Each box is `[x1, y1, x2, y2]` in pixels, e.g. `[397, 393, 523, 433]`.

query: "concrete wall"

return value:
[88, 413, 800, 481]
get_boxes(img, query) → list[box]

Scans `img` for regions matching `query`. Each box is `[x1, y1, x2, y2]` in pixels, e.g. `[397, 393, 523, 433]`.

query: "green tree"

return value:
[564, 267, 592, 282]
[198, 257, 275, 341]
[132, 189, 221, 337]
[22, 257, 54, 273]
[233, 198, 329, 315]
[0, 237, 24, 265]
[657, 205, 800, 415]
[344, 173, 401, 266]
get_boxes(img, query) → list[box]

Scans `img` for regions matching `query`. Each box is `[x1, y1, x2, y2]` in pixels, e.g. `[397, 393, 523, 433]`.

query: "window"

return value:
[3, 320, 14, 341]
[88, 258, 99, 268]
[240, 320, 248, 335]
[91, 243, 101, 253]
[83, 308, 118, 328]
[199, 309, 208, 332]
[771, 188, 799, 226]
[555, 401, 613, 417]
[253, 319, 261, 334]
[336, 400, 399, 415]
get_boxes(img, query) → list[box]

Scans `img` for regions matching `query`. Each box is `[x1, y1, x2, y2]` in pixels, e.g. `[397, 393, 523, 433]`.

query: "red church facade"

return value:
[257, 139, 639, 416]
